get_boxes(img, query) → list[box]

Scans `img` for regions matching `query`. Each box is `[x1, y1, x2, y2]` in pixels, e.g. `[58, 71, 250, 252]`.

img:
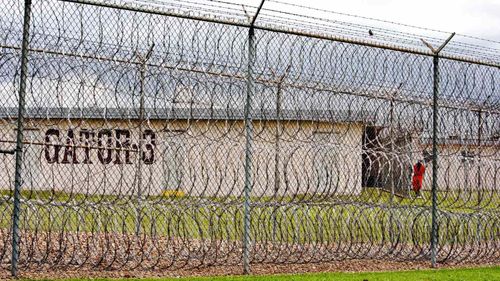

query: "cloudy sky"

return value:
[152, 0, 500, 50]
[262, 0, 500, 42]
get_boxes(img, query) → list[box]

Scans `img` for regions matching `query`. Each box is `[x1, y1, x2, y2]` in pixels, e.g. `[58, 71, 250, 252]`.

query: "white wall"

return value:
[0, 119, 365, 197]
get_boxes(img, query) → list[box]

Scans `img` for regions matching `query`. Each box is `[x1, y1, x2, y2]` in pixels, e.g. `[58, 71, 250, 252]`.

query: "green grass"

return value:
[1, 187, 495, 212]
[24, 266, 500, 281]
[0, 189, 496, 245]
[0, 200, 493, 247]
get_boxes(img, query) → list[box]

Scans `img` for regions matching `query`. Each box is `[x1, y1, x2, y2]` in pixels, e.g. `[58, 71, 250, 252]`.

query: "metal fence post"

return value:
[242, 26, 255, 275]
[430, 54, 439, 268]
[421, 33, 454, 268]
[271, 65, 290, 241]
[243, 1, 265, 274]
[389, 92, 395, 202]
[135, 44, 154, 236]
[477, 109, 482, 206]
[11, 0, 32, 277]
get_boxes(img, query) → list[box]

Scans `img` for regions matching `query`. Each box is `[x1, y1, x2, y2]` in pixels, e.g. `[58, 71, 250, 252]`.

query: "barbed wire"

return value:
[266, 0, 500, 44]
[0, 0, 498, 275]
[55, 0, 500, 67]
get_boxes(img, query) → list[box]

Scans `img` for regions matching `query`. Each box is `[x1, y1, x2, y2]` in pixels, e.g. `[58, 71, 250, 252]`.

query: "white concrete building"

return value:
[0, 107, 369, 197]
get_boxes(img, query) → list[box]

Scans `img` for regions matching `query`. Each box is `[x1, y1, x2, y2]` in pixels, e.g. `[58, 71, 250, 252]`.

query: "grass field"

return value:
[0, 189, 497, 277]
[0, 188, 496, 245]
[24, 267, 500, 281]
[1, 187, 496, 211]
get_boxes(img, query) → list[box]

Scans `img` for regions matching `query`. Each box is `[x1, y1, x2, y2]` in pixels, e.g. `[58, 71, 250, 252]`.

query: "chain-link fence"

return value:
[0, 0, 499, 276]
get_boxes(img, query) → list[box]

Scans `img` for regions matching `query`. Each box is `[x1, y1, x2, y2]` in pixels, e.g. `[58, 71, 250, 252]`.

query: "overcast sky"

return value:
[226, 0, 500, 48]
[265, 0, 500, 42]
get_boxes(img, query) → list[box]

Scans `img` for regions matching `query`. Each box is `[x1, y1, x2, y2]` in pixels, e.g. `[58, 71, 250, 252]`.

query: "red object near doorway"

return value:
[412, 162, 426, 192]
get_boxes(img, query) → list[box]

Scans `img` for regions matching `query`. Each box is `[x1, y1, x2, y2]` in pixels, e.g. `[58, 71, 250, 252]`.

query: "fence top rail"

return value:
[56, 0, 500, 68]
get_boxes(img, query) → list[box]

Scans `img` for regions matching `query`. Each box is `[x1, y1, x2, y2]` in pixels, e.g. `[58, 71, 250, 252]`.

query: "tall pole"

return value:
[243, 28, 255, 275]
[389, 94, 395, 202]
[135, 57, 145, 236]
[430, 54, 439, 267]
[477, 110, 482, 206]
[274, 82, 281, 200]
[422, 32, 455, 268]
[135, 44, 154, 236]
[11, 0, 32, 277]
[388, 83, 403, 200]
[271, 65, 289, 240]
[272, 79, 281, 240]
[243, 0, 265, 274]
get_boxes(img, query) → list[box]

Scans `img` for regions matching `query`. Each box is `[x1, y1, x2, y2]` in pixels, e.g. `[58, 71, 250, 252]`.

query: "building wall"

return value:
[360, 133, 499, 194]
[422, 144, 499, 192]
[0, 119, 364, 197]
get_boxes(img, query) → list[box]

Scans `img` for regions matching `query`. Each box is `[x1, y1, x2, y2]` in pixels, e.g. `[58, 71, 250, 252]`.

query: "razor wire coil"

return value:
[0, 0, 498, 273]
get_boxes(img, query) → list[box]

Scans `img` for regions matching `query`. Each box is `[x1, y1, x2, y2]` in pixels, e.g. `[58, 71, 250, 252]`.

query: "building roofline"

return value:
[0, 107, 375, 124]
[420, 137, 499, 148]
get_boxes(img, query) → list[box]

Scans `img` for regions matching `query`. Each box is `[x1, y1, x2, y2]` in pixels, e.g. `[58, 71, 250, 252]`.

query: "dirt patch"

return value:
[0, 230, 496, 279]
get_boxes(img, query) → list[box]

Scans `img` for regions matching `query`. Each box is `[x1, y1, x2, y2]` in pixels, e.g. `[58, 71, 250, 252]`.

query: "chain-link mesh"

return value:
[0, 0, 498, 274]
